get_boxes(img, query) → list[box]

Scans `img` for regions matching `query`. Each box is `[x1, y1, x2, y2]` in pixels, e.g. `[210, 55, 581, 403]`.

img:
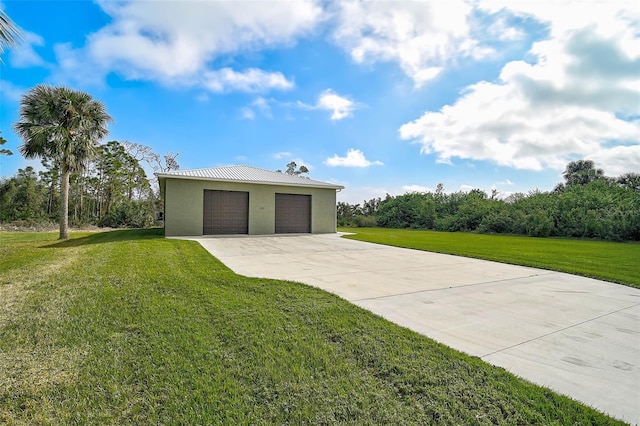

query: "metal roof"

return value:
[156, 165, 344, 190]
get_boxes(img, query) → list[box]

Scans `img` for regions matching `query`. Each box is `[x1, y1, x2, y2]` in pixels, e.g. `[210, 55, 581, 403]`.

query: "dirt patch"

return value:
[0, 222, 119, 232]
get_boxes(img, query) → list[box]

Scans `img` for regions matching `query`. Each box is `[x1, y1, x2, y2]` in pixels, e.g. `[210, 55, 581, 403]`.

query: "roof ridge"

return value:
[179, 165, 318, 180]
[156, 164, 344, 190]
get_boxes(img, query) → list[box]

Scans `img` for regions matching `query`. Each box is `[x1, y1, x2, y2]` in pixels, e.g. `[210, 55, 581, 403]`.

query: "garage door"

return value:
[275, 193, 311, 233]
[203, 190, 249, 235]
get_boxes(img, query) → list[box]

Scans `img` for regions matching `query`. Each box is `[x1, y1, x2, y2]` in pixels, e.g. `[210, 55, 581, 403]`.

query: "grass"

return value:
[0, 229, 626, 424]
[340, 227, 640, 289]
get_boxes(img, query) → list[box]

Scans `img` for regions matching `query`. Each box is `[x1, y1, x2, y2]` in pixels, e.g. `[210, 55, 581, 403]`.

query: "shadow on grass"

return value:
[46, 228, 164, 248]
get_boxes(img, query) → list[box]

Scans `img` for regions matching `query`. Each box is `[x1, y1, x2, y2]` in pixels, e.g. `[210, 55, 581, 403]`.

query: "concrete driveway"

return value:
[183, 233, 640, 424]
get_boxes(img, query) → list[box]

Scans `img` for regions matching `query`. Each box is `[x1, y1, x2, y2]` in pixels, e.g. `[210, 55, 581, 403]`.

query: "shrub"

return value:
[478, 211, 514, 234]
[525, 210, 554, 237]
[353, 215, 378, 228]
[98, 201, 154, 228]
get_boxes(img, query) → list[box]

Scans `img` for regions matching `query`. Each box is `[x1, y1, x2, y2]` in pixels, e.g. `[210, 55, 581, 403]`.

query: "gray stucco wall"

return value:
[163, 178, 338, 236]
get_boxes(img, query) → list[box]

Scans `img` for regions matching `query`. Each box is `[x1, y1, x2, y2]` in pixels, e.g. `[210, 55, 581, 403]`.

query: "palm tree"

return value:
[14, 85, 112, 239]
[1, 8, 22, 58]
[562, 160, 604, 186]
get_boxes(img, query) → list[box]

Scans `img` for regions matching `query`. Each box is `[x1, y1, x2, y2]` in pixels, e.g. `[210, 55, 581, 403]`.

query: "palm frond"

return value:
[0, 9, 22, 57]
[14, 84, 113, 169]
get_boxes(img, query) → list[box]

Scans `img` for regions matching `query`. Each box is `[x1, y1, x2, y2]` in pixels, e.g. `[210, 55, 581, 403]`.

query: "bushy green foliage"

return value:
[1, 140, 158, 229]
[97, 200, 155, 228]
[337, 198, 384, 227]
[525, 210, 554, 237]
[1, 168, 37, 220]
[353, 214, 378, 227]
[377, 192, 435, 229]
[477, 208, 515, 234]
[338, 162, 640, 241]
[551, 179, 640, 240]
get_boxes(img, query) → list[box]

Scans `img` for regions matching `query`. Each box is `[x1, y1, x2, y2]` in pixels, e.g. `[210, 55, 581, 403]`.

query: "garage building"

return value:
[157, 165, 344, 236]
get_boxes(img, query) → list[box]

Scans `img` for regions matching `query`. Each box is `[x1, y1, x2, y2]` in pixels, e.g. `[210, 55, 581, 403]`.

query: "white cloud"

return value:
[317, 89, 356, 120]
[195, 93, 209, 103]
[459, 184, 478, 192]
[53, 43, 105, 86]
[486, 16, 525, 41]
[325, 149, 383, 167]
[272, 152, 313, 171]
[330, 0, 491, 87]
[240, 107, 256, 120]
[52, 0, 320, 92]
[400, 1, 640, 174]
[0, 80, 25, 103]
[479, 1, 639, 41]
[273, 151, 293, 159]
[201, 68, 293, 93]
[589, 146, 640, 177]
[297, 89, 359, 120]
[252, 97, 272, 117]
[242, 97, 274, 120]
[402, 184, 431, 193]
[9, 30, 46, 68]
[293, 158, 313, 171]
[337, 185, 390, 204]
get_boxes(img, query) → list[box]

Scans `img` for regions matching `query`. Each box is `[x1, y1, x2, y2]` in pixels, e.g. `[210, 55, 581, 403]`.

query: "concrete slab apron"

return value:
[185, 233, 640, 424]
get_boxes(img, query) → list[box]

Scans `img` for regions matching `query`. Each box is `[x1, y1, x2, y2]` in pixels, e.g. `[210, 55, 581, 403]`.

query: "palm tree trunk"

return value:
[59, 168, 70, 240]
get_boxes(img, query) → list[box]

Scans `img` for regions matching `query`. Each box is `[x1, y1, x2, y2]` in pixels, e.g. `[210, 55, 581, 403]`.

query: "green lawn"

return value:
[340, 227, 640, 288]
[0, 229, 625, 424]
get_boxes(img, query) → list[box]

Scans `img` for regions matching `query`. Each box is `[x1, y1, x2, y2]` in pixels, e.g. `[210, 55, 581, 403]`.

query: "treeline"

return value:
[0, 140, 178, 228]
[339, 161, 640, 241]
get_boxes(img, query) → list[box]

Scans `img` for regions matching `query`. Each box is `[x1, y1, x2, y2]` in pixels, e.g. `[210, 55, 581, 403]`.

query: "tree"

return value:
[617, 173, 640, 192]
[563, 160, 604, 186]
[14, 85, 112, 239]
[39, 159, 59, 216]
[277, 161, 309, 176]
[0, 8, 21, 59]
[0, 131, 13, 156]
[94, 141, 152, 218]
[12, 166, 43, 219]
[122, 141, 179, 173]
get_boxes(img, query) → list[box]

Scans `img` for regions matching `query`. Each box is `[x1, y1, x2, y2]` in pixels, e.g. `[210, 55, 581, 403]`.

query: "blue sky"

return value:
[1, 0, 638, 203]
